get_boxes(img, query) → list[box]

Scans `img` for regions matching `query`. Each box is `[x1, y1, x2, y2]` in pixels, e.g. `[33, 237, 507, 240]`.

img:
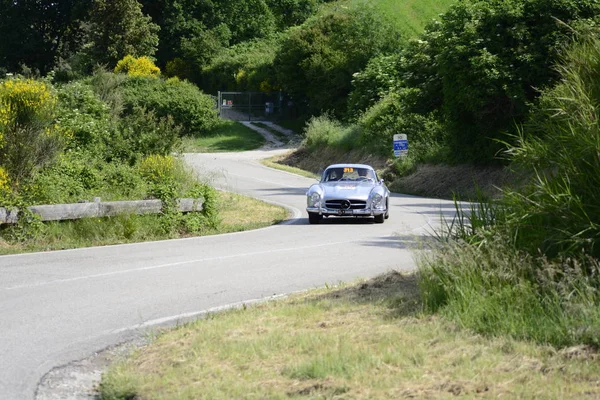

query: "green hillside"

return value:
[329, 0, 457, 37]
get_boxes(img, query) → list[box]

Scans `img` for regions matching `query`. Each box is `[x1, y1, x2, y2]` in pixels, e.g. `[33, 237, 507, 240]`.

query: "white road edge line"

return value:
[3, 238, 369, 291]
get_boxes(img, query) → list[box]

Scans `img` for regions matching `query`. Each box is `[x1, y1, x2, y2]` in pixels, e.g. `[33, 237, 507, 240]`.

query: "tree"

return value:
[0, 0, 90, 74]
[273, 5, 403, 118]
[85, 0, 159, 68]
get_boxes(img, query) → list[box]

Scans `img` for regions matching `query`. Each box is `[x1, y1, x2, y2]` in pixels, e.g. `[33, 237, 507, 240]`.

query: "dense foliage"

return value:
[0, 0, 90, 75]
[396, 0, 600, 164]
[118, 76, 218, 136]
[84, 0, 160, 68]
[273, 5, 403, 117]
[0, 73, 219, 246]
[419, 34, 600, 347]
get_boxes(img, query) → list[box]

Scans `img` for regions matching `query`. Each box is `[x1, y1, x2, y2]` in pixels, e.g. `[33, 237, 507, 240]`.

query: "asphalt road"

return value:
[0, 149, 457, 399]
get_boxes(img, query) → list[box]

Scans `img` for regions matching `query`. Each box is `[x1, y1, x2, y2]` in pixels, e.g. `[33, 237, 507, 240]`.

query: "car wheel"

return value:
[374, 213, 385, 224]
[384, 200, 389, 219]
[308, 213, 322, 224]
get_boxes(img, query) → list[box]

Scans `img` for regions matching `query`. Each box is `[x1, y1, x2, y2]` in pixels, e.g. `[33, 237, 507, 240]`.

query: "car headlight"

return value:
[371, 193, 383, 209]
[308, 192, 321, 207]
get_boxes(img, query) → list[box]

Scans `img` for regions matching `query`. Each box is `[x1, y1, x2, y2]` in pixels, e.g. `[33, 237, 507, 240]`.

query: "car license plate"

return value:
[339, 209, 353, 215]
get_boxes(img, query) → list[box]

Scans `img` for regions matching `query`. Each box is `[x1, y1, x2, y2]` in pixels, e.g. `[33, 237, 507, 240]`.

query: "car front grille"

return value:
[325, 199, 367, 210]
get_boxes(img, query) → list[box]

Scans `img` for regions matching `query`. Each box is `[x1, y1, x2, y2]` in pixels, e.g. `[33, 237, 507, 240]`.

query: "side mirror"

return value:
[379, 179, 385, 184]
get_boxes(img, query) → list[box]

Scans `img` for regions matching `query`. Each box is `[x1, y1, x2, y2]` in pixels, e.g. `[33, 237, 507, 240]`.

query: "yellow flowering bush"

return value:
[115, 55, 161, 78]
[0, 166, 10, 192]
[0, 78, 65, 182]
[139, 154, 177, 184]
[0, 79, 56, 145]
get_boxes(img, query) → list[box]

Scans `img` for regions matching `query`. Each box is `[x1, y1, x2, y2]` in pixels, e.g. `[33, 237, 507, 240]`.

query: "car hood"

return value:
[321, 181, 375, 200]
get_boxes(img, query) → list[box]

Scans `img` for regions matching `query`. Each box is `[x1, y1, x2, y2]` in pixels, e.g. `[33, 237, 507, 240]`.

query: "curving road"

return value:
[0, 149, 457, 399]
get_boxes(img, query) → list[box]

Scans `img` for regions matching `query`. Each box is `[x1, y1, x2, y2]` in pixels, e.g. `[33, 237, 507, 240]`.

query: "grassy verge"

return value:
[0, 191, 288, 255]
[182, 120, 266, 153]
[261, 153, 319, 180]
[100, 271, 600, 400]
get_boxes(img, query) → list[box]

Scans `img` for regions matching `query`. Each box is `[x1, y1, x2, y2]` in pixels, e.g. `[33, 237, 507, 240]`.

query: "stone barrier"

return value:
[0, 198, 203, 224]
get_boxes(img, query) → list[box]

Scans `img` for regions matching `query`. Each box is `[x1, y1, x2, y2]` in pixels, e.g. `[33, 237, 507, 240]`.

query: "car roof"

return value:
[325, 164, 374, 170]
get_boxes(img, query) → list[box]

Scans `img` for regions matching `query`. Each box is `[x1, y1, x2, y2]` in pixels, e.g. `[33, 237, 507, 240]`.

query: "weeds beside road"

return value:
[100, 272, 600, 400]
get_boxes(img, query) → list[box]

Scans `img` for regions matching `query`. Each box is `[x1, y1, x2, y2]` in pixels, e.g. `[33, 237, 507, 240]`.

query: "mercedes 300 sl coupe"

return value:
[306, 163, 390, 224]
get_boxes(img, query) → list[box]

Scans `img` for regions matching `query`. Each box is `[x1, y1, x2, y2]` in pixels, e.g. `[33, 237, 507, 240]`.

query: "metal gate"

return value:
[218, 91, 287, 121]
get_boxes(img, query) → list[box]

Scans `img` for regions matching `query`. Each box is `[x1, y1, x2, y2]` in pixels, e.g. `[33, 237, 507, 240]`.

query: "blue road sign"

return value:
[393, 134, 408, 157]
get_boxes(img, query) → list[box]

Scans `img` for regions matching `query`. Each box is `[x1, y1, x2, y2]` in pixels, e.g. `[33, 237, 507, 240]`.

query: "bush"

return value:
[0, 78, 66, 184]
[55, 81, 113, 155]
[120, 76, 218, 136]
[302, 114, 360, 152]
[24, 150, 150, 204]
[115, 55, 161, 78]
[139, 154, 177, 185]
[108, 106, 182, 164]
[347, 54, 403, 116]
[201, 37, 281, 93]
[266, 0, 319, 29]
[358, 92, 446, 160]
[0, 166, 10, 192]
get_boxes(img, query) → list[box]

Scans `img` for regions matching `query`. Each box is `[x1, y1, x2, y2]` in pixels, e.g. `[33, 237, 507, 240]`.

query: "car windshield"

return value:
[323, 167, 375, 182]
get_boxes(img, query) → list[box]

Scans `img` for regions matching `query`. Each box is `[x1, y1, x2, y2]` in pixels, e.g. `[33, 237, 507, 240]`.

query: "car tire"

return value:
[374, 213, 385, 224]
[308, 213, 322, 224]
[384, 200, 389, 219]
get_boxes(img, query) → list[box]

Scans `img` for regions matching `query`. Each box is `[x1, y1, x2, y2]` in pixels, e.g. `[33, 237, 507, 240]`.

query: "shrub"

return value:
[201, 37, 280, 93]
[302, 114, 359, 152]
[23, 151, 102, 204]
[120, 76, 218, 136]
[348, 54, 403, 116]
[418, 32, 600, 349]
[266, 0, 319, 29]
[24, 150, 150, 204]
[0, 78, 66, 184]
[358, 92, 446, 160]
[115, 55, 161, 78]
[139, 154, 177, 185]
[108, 107, 182, 164]
[55, 81, 113, 155]
[0, 166, 10, 191]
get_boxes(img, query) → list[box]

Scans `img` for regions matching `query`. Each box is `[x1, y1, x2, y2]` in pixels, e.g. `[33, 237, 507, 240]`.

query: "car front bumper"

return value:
[306, 206, 385, 217]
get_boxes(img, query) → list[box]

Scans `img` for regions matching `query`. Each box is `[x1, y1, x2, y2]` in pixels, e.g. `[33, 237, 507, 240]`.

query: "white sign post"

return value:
[393, 134, 408, 157]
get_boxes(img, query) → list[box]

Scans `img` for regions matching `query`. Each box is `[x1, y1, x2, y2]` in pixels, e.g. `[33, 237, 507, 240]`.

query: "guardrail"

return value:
[0, 198, 203, 224]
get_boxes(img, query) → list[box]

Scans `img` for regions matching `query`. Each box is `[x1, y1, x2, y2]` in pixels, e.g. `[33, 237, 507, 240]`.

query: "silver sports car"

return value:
[306, 163, 390, 224]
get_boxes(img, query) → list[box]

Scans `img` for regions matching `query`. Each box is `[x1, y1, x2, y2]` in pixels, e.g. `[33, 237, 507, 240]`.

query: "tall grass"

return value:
[419, 34, 600, 348]
[503, 34, 600, 259]
[302, 114, 361, 152]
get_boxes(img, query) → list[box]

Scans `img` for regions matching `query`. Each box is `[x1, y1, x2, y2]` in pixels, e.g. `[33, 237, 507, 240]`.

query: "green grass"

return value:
[261, 156, 319, 180]
[99, 272, 600, 400]
[182, 120, 266, 153]
[0, 191, 288, 255]
[331, 0, 456, 37]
